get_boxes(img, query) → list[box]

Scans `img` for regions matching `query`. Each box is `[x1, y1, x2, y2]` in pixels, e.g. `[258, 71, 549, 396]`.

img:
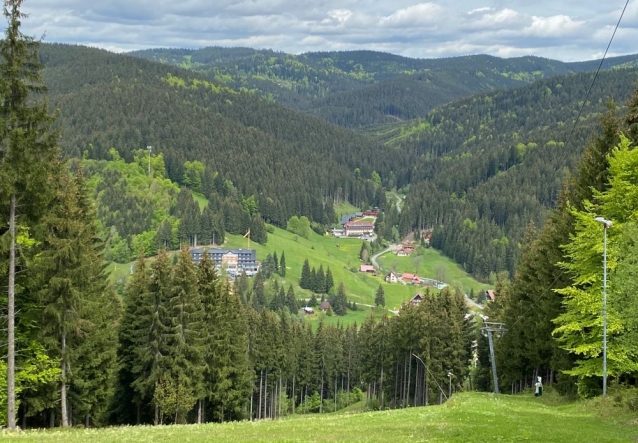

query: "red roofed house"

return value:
[486, 290, 496, 302]
[401, 273, 414, 281]
[411, 276, 421, 285]
[343, 222, 374, 237]
[360, 264, 375, 273]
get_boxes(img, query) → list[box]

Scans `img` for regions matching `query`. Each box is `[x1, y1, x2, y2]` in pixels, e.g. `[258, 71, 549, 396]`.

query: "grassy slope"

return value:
[107, 224, 489, 324]
[377, 248, 491, 295]
[223, 227, 416, 311]
[5, 392, 636, 442]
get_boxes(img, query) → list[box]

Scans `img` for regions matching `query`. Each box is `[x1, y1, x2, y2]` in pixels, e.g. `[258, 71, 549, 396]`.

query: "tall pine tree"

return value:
[0, 0, 59, 428]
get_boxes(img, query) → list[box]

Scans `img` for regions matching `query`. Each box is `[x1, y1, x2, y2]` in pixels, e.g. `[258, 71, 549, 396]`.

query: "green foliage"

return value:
[375, 284, 386, 308]
[554, 135, 638, 382]
[287, 215, 311, 239]
[0, 343, 60, 427]
[399, 70, 638, 279]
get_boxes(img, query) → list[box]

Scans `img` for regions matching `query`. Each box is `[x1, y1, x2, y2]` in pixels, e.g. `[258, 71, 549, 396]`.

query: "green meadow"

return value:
[107, 224, 490, 324]
[377, 247, 491, 295]
[4, 392, 635, 442]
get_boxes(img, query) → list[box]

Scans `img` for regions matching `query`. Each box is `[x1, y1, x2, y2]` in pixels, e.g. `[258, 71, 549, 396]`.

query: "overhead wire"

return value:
[505, 0, 630, 330]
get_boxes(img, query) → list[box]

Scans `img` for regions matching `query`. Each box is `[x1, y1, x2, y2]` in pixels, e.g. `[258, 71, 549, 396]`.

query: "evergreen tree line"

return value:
[396, 68, 638, 279]
[486, 87, 638, 398]
[38, 44, 403, 230]
[299, 259, 334, 295]
[131, 46, 638, 128]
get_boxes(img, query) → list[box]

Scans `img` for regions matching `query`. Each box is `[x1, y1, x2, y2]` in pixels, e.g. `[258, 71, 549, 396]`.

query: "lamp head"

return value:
[594, 216, 612, 228]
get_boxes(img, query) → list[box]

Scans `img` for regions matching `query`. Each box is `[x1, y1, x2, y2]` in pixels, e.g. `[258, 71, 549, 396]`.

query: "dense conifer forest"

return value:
[130, 46, 638, 127]
[2, 0, 638, 432]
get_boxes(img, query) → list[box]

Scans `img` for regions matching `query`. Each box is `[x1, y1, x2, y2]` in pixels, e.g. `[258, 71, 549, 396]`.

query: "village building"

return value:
[409, 293, 424, 306]
[190, 248, 259, 278]
[360, 264, 375, 273]
[486, 290, 496, 302]
[319, 300, 331, 312]
[385, 270, 399, 283]
[401, 272, 414, 282]
[343, 221, 375, 237]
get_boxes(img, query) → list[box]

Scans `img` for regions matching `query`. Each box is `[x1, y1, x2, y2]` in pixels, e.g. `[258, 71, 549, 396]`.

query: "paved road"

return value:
[371, 246, 394, 270]
[465, 294, 483, 310]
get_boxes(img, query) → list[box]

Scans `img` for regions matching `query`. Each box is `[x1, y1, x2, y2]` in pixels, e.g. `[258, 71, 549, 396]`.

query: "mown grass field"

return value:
[4, 392, 636, 442]
[377, 247, 491, 295]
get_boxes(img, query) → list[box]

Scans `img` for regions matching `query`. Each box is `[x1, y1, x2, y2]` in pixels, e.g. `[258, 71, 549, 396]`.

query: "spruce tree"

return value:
[300, 259, 311, 289]
[251, 272, 266, 309]
[0, 0, 59, 428]
[115, 253, 151, 425]
[310, 267, 317, 293]
[65, 170, 120, 426]
[272, 251, 279, 274]
[279, 251, 286, 277]
[235, 271, 250, 305]
[375, 284, 386, 308]
[164, 248, 206, 423]
[37, 170, 117, 427]
[333, 283, 348, 316]
[316, 265, 326, 294]
[286, 285, 298, 313]
[208, 280, 252, 421]
[325, 268, 334, 294]
[132, 249, 171, 425]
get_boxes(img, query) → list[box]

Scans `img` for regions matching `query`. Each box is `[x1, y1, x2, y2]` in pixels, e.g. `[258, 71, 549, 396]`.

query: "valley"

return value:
[2, 1, 638, 433]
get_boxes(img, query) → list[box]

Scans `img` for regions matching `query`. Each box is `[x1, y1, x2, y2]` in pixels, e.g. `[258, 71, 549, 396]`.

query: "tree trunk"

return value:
[425, 372, 429, 406]
[7, 194, 16, 430]
[258, 370, 263, 420]
[61, 328, 69, 427]
[197, 399, 202, 424]
[22, 402, 27, 430]
[291, 374, 296, 415]
[379, 365, 384, 407]
[319, 367, 324, 413]
[406, 354, 412, 407]
[154, 403, 159, 426]
[279, 377, 283, 418]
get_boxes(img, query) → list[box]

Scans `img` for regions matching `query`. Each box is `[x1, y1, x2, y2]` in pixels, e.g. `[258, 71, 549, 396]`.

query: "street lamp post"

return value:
[594, 216, 612, 397]
[147, 145, 152, 176]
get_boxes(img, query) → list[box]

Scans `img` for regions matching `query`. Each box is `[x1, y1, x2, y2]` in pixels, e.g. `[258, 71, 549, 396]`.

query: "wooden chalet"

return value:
[385, 271, 399, 283]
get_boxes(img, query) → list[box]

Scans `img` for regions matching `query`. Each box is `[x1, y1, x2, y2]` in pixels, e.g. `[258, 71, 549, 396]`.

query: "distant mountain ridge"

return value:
[39, 43, 400, 229]
[129, 47, 638, 127]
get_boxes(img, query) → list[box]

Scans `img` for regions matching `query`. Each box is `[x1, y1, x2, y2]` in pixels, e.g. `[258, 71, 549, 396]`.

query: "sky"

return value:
[16, 0, 638, 62]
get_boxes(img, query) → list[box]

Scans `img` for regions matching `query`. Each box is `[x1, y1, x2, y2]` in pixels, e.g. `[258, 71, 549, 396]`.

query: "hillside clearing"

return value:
[3, 392, 635, 442]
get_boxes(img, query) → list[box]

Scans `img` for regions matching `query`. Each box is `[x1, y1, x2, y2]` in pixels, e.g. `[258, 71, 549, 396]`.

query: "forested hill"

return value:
[392, 67, 638, 279]
[39, 43, 402, 228]
[129, 47, 638, 127]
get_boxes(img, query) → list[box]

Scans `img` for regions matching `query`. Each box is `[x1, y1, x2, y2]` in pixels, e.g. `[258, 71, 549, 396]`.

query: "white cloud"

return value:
[9, 0, 635, 61]
[379, 3, 444, 28]
[524, 14, 586, 37]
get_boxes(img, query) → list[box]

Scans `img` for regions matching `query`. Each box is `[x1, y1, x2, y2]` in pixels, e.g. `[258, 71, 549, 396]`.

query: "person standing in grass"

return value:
[535, 377, 543, 397]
